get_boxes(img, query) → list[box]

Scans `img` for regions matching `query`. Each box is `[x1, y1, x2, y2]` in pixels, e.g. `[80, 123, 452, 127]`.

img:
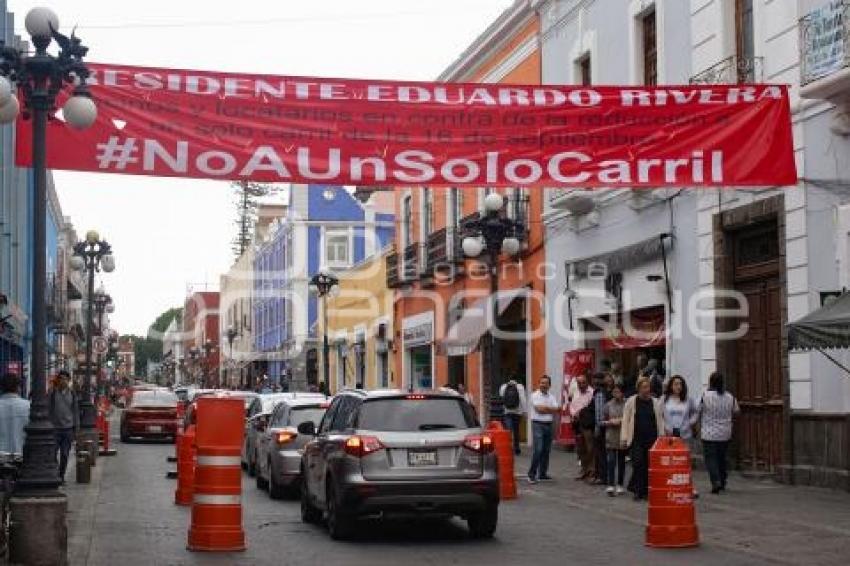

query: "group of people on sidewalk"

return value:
[0, 370, 81, 484]
[505, 361, 741, 498]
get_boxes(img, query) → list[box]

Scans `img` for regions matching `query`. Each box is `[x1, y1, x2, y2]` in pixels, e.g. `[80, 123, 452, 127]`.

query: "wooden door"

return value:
[732, 224, 784, 471]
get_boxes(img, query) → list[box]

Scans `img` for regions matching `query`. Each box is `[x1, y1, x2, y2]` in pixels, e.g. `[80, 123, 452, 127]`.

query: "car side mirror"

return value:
[297, 421, 316, 436]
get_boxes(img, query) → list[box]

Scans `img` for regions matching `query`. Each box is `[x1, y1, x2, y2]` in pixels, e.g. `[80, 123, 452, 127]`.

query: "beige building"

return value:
[317, 248, 395, 393]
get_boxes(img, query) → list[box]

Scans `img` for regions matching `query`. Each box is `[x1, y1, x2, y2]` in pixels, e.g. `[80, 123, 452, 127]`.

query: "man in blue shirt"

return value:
[0, 373, 30, 455]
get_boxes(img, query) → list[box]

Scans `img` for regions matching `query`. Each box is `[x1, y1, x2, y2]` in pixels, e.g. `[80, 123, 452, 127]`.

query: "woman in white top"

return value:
[662, 376, 699, 441]
[699, 372, 740, 494]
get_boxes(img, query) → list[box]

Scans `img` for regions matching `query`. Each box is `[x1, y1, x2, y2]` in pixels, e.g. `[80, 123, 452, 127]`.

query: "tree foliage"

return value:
[123, 306, 183, 375]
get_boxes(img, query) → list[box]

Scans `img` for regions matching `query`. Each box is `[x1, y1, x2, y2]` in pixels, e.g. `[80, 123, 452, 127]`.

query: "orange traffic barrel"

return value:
[487, 421, 516, 500]
[187, 396, 246, 552]
[174, 424, 196, 505]
[646, 436, 699, 548]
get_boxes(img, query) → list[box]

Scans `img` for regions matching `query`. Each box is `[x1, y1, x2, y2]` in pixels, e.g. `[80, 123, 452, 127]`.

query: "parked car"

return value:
[242, 392, 325, 476]
[120, 390, 180, 442]
[300, 389, 499, 540]
[255, 396, 329, 498]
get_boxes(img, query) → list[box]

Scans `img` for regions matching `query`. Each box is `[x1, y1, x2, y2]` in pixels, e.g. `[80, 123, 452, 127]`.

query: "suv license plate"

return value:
[408, 450, 437, 466]
[147, 425, 162, 433]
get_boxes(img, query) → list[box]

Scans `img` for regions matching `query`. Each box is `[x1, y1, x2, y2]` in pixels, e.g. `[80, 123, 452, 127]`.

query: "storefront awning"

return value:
[569, 233, 672, 278]
[788, 292, 850, 377]
[438, 289, 527, 356]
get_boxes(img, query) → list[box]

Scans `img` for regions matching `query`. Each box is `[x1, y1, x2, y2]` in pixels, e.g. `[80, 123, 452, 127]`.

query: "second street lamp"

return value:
[71, 231, 116, 460]
[310, 270, 338, 395]
[462, 193, 522, 423]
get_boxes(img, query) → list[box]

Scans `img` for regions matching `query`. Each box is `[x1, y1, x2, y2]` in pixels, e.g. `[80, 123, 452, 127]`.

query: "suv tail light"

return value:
[463, 434, 494, 454]
[344, 435, 384, 458]
[276, 431, 297, 446]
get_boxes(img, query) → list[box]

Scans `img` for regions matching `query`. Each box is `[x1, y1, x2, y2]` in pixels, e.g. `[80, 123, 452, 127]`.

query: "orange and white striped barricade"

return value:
[646, 436, 699, 548]
[174, 423, 196, 505]
[188, 396, 245, 552]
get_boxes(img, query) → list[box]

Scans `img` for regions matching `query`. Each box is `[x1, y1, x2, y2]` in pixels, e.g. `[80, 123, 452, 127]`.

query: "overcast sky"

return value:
[8, 0, 514, 335]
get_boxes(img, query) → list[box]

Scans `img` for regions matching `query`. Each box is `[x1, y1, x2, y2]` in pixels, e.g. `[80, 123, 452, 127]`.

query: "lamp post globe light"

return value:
[310, 270, 339, 395]
[461, 193, 523, 423]
[71, 233, 115, 463]
[0, 8, 97, 564]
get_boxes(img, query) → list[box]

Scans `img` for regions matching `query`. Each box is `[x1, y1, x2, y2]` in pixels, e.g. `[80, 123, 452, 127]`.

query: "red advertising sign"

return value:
[16, 63, 796, 188]
[557, 349, 596, 448]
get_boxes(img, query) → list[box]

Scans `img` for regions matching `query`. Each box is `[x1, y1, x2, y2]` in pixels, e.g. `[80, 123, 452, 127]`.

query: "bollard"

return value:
[168, 407, 184, 464]
[76, 451, 91, 484]
[174, 424, 196, 505]
[646, 436, 699, 548]
[188, 396, 245, 552]
[83, 440, 97, 467]
[487, 421, 516, 500]
[100, 413, 117, 456]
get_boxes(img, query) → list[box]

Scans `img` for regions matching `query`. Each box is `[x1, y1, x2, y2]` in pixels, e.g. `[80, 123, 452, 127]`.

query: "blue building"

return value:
[254, 185, 394, 388]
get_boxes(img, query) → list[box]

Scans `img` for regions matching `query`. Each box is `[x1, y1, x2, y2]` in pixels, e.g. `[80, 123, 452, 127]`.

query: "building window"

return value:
[325, 230, 350, 266]
[578, 54, 592, 85]
[642, 10, 657, 86]
[401, 195, 412, 248]
[735, 0, 754, 82]
[421, 188, 433, 238]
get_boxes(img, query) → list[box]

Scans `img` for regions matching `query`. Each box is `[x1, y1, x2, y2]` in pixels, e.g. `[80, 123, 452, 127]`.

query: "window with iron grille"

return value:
[421, 188, 433, 237]
[642, 10, 657, 86]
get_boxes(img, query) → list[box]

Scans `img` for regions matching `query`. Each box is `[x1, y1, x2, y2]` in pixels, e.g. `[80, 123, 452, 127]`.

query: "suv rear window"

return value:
[290, 406, 326, 428]
[357, 398, 477, 432]
[132, 392, 178, 407]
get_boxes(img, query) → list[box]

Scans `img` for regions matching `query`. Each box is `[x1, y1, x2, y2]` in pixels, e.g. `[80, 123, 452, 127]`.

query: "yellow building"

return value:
[318, 248, 395, 393]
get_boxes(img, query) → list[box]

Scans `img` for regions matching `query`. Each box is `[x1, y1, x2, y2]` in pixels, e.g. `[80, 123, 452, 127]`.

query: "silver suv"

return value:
[299, 389, 499, 540]
[255, 395, 329, 499]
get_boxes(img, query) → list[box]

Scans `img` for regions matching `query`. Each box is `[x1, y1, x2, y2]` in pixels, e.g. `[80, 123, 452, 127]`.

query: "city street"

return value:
[63, 423, 850, 566]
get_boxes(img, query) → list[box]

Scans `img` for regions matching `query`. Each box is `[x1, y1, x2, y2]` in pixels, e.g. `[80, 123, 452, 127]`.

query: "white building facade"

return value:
[540, 0, 850, 490]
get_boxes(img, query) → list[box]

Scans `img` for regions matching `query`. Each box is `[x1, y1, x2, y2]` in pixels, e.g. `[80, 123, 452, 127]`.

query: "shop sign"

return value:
[403, 323, 433, 347]
[801, 1, 846, 84]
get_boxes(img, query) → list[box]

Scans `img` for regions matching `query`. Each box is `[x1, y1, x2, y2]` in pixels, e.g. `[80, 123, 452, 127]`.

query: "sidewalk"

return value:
[64, 446, 109, 565]
[513, 445, 850, 565]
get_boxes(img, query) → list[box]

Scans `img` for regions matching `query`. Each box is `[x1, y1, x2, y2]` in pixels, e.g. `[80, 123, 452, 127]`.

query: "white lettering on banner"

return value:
[96, 136, 727, 186]
[85, 68, 781, 108]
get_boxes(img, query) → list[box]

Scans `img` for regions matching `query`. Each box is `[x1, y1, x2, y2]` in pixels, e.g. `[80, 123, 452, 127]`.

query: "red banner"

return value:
[16, 63, 797, 187]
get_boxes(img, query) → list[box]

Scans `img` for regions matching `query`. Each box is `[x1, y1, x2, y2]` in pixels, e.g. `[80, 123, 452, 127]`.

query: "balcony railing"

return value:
[385, 248, 400, 288]
[402, 243, 421, 282]
[800, 1, 850, 86]
[689, 55, 764, 84]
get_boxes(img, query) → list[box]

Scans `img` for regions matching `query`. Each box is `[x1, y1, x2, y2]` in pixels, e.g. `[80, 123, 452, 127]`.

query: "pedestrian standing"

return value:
[527, 375, 559, 484]
[663, 375, 700, 496]
[0, 373, 30, 455]
[602, 383, 627, 496]
[592, 373, 612, 484]
[621, 377, 665, 500]
[49, 370, 79, 483]
[699, 372, 740, 494]
[568, 372, 595, 480]
[500, 376, 527, 455]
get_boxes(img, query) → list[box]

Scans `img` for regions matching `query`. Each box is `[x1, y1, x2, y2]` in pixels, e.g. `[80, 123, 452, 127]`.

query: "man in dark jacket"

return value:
[49, 370, 79, 483]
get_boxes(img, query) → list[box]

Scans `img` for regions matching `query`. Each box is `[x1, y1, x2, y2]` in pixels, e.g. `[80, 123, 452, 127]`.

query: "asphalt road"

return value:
[64, 434, 850, 566]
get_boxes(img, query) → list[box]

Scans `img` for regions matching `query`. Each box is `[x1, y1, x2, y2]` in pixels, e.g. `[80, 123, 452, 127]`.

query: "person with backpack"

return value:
[568, 372, 595, 481]
[500, 375, 527, 455]
[699, 372, 740, 494]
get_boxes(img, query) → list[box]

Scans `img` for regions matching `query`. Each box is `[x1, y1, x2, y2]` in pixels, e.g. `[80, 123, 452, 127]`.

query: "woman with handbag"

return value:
[621, 376, 665, 501]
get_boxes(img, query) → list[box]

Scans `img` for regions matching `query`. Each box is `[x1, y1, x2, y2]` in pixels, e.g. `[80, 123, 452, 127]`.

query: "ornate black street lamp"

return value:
[70, 230, 115, 458]
[310, 270, 339, 394]
[462, 193, 523, 423]
[0, 7, 98, 564]
[226, 325, 238, 387]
